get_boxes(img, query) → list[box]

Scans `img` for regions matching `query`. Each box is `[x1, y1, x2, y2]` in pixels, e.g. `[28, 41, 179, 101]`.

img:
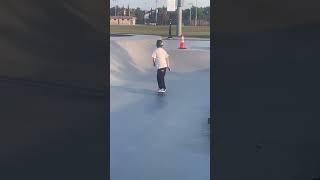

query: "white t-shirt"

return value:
[152, 48, 169, 69]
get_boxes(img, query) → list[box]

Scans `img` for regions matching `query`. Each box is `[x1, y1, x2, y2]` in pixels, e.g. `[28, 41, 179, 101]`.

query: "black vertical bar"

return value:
[168, 12, 172, 38]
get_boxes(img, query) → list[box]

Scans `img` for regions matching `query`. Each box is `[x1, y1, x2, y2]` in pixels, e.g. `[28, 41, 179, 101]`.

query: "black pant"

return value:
[157, 68, 167, 89]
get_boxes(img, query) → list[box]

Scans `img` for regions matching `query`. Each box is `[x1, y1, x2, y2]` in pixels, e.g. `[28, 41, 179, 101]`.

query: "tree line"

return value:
[110, 6, 210, 25]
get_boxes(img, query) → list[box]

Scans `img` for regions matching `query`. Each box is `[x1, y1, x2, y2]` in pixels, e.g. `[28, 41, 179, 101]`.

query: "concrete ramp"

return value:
[110, 35, 210, 180]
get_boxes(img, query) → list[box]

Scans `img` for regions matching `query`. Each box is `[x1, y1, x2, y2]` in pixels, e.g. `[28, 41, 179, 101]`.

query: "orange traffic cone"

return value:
[178, 33, 186, 49]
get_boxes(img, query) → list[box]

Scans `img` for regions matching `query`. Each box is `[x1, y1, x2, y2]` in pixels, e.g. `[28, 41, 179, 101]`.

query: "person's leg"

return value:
[159, 68, 166, 90]
[157, 69, 161, 90]
[162, 68, 167, 90]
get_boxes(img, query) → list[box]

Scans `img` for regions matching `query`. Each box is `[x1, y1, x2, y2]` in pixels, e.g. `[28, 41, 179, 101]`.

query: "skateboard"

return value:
[157, 91, 166, 96]
[157, 92, 165, 96]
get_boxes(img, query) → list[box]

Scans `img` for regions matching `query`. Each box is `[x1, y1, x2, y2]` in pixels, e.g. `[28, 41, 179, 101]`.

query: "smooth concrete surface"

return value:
[110, 35, 210, 180]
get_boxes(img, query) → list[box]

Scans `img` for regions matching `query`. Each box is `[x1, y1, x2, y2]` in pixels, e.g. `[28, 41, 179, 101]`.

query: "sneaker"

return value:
[158, 89, 163, 93]
[161, 89, 166, 92]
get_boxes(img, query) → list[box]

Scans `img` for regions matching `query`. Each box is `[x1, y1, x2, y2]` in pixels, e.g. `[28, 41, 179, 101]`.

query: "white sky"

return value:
[110, 0, 210, 10]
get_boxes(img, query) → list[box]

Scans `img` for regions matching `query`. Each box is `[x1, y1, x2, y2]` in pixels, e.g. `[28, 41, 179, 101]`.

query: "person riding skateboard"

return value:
[152, 40, 171, 93]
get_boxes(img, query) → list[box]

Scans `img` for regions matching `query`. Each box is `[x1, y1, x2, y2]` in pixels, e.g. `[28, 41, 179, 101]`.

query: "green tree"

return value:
[182, 9, 192, 25]
[133, 8, 145, 24]
[198, 7, 204, 20]
[204, 7, 210, 21]
[110, 6, 210, 25]
[110, 6, 120, 16]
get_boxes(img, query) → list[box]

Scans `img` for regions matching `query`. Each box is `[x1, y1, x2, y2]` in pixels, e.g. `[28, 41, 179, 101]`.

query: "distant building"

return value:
[110, 16, 136, 25]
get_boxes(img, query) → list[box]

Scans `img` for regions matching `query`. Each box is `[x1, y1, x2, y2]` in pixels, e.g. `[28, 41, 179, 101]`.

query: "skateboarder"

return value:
[152, 40, 171, 93]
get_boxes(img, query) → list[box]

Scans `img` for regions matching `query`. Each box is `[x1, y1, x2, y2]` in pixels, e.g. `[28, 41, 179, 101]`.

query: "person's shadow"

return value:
[111, 86, 154, 96]
[111, 85, 169, 113]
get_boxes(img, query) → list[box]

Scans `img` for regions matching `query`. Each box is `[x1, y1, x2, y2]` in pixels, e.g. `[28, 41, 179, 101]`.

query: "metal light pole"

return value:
[144, 2, 147, 24]
[176, 0, 182, 36]
[168, 13, 172, 38]
[113, 0, 117, 16]
[128, 0, 130, 16]
[155, 0, 158, 25]
[195, 0, 198, 26]
[190, 8, 192, 25]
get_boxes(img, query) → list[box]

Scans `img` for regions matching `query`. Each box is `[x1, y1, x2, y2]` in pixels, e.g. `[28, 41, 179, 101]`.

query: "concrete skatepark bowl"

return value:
[110, 35, 210, 180]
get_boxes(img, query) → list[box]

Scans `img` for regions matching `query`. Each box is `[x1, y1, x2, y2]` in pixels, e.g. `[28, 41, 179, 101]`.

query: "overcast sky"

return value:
[110, 0, 210, 10]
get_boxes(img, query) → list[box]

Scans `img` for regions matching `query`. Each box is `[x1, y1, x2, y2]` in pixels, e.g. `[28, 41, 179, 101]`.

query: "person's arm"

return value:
[151, 51, 157, 67]
[166, 57, 170, 71]
[166, 53, 171, 71]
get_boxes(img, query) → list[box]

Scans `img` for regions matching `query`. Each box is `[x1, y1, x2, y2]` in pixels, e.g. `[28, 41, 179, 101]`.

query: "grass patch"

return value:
[110, 25, 210, 38]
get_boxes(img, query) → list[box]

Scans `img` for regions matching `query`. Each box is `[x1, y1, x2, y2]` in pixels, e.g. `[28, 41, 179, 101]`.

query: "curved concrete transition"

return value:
[110, 35, 210, 180]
